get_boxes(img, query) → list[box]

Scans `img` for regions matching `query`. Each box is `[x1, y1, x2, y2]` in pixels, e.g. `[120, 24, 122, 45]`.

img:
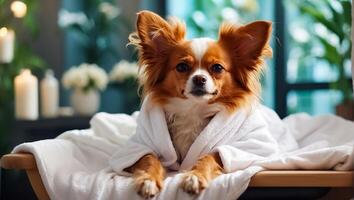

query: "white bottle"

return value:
[14, 69, 38, 120]
[40, 70, 59, 118]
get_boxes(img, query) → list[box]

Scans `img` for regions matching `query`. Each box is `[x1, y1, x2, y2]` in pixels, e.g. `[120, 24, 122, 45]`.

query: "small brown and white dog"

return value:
[125, 10, 272, 198]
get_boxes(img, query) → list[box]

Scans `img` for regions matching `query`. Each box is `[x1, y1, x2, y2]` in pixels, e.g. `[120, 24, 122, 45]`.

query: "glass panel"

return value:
[168, 0, 261, 38]
[287, 90, 342, 115]
[284, 0, 351, 83]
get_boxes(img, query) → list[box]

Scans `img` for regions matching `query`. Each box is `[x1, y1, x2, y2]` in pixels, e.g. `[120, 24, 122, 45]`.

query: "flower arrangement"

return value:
[109, 60, 139, 83]
[62, 63, 108, 92]
[109, 60, 140, 113]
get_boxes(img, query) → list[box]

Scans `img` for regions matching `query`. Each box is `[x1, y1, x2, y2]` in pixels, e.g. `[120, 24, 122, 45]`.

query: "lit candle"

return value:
[11, 1, 27, 18]
[14, 69, 39, 120]
[0, 27, 15, 63]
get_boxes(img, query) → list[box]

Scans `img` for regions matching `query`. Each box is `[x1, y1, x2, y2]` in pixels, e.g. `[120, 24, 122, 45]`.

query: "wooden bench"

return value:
[1, 153, 353, 199]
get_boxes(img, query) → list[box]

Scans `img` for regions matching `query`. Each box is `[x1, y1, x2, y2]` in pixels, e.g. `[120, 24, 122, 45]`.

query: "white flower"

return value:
[86, 64, 109, 90]
[58, 10, 88, 27]
[109, 60, 139, 83]
[99, 2, 120, 20]
[62, 67, 88, 89]
[62, 63, 108, 91]
[75, 69, 89, 88]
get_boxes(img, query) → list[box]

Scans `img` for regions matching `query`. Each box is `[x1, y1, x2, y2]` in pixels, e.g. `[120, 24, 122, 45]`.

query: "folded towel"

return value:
[13, 97, 354, 200]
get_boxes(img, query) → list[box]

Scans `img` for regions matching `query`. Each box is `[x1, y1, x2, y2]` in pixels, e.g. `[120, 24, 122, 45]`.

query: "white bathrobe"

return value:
[110, 97, 289, 174]
[13, 97, 354, 200]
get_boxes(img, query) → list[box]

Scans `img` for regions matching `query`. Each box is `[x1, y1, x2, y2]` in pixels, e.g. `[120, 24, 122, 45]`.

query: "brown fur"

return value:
[180, 153, 223, 194]
[125, 154, 165, 198]
[127, 10, 272, 198]
[215, 21, 273, 112]
[129, 11, 187, 102]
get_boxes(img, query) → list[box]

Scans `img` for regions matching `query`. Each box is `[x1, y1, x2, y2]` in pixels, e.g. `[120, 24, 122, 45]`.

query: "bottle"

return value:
[40, 70, 59, 118]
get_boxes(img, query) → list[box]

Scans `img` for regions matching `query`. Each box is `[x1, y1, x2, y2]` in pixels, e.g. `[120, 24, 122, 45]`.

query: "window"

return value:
[167, 0, 352, 118]
[282, 0, 351, 116]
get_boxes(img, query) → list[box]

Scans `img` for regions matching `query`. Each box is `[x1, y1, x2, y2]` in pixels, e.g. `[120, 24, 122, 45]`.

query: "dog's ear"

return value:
[136, 10, 185, 51]
[133, 11, 186, 95]
[218, 21, 272, 71]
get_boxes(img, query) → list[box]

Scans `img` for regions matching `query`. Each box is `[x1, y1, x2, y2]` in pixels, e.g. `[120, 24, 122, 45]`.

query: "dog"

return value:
[125, 10, 272, 198]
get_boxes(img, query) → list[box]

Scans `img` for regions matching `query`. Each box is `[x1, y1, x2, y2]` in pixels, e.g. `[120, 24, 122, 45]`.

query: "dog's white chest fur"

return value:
[164, 98, 220, 162]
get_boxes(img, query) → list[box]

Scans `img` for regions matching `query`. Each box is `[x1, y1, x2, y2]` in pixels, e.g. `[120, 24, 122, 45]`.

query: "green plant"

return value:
[298, 0, 352, 102]
[0, 0, 45, 153]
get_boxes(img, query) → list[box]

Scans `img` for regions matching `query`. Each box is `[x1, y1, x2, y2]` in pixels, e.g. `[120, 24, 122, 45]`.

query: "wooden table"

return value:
[2, 153, 353, 200]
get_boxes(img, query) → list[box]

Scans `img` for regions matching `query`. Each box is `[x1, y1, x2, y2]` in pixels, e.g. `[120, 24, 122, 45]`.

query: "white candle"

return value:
[14, 69, 39, 120]
[0, 27, 15, 63]
[11, 1, 27, 18]
[40, 70, 59, 118]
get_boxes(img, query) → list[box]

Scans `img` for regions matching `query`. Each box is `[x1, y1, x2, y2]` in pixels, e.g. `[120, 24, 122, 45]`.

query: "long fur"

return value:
[126, 10, 273, 198]
[128, 12, 186, 98]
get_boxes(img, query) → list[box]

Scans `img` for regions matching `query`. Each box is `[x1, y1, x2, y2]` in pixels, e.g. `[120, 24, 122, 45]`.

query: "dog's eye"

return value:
[211, 64, 224, 73]
[176, 63, 190, 73]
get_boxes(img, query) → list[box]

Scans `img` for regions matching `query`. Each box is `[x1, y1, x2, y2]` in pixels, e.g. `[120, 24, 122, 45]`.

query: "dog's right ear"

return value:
[136, 11, 185, 50]
[133, 11, 186, 95]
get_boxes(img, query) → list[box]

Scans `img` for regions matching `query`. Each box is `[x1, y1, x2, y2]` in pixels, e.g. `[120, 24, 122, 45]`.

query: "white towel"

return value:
[13, 97, 354, 200]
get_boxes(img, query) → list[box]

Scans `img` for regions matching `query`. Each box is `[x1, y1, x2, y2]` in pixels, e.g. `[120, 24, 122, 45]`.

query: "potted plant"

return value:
[298, 0, 353, 120]
[109, 60, 140, 113]
[62, 63, 108, 115]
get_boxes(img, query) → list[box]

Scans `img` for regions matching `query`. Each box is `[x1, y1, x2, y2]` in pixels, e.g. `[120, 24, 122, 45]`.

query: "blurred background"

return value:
[0, 0, 353, 198]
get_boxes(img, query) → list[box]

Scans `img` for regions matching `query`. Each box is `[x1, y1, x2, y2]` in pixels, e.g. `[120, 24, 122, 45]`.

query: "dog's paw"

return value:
[134, 172, 162, 199]
[137, 179, 159, 199]
[180, 171, 208, 195]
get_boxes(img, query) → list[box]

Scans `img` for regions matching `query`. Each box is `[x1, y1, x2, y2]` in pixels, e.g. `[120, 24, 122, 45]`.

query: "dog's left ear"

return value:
[136, 10, 185, 52]
[218, 21, 272, 71]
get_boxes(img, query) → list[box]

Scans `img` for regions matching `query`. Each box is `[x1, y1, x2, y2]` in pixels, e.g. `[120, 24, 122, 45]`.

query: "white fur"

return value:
[182, 174, 201, 193]
[185, 69, 216, 101]
[164, 98, 222, 161]
[140, 180, 159, 198]
[165, 38, 219, 161]
[190, 37, 214, 62]
[187, 38, 216, 101]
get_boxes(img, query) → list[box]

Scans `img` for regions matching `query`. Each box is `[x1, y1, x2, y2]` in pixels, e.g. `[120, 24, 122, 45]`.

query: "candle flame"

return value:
[11, 1, 27, 18]
[0, 27, 8, 37]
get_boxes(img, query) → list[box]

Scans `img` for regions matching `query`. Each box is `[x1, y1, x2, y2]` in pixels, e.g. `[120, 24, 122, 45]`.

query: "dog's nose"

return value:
[192, 75, 207, 87]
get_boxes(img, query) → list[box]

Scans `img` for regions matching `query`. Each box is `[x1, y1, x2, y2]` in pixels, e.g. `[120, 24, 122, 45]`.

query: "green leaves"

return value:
[316, 36, 341, 66]
[12, 43, 46, 71]
[299, 2, 344, 41]
[298, 0, 352, 101]
[341, 1, 352, 25]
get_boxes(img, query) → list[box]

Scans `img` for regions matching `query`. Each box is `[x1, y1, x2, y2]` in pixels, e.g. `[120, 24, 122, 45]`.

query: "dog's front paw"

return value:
[180, 171, 208, 195]
[134, 172, 162, 199]
[137, 179, 160, 199]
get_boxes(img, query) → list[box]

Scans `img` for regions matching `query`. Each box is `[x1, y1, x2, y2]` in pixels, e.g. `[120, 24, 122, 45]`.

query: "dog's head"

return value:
[131, 10, 272, 111]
